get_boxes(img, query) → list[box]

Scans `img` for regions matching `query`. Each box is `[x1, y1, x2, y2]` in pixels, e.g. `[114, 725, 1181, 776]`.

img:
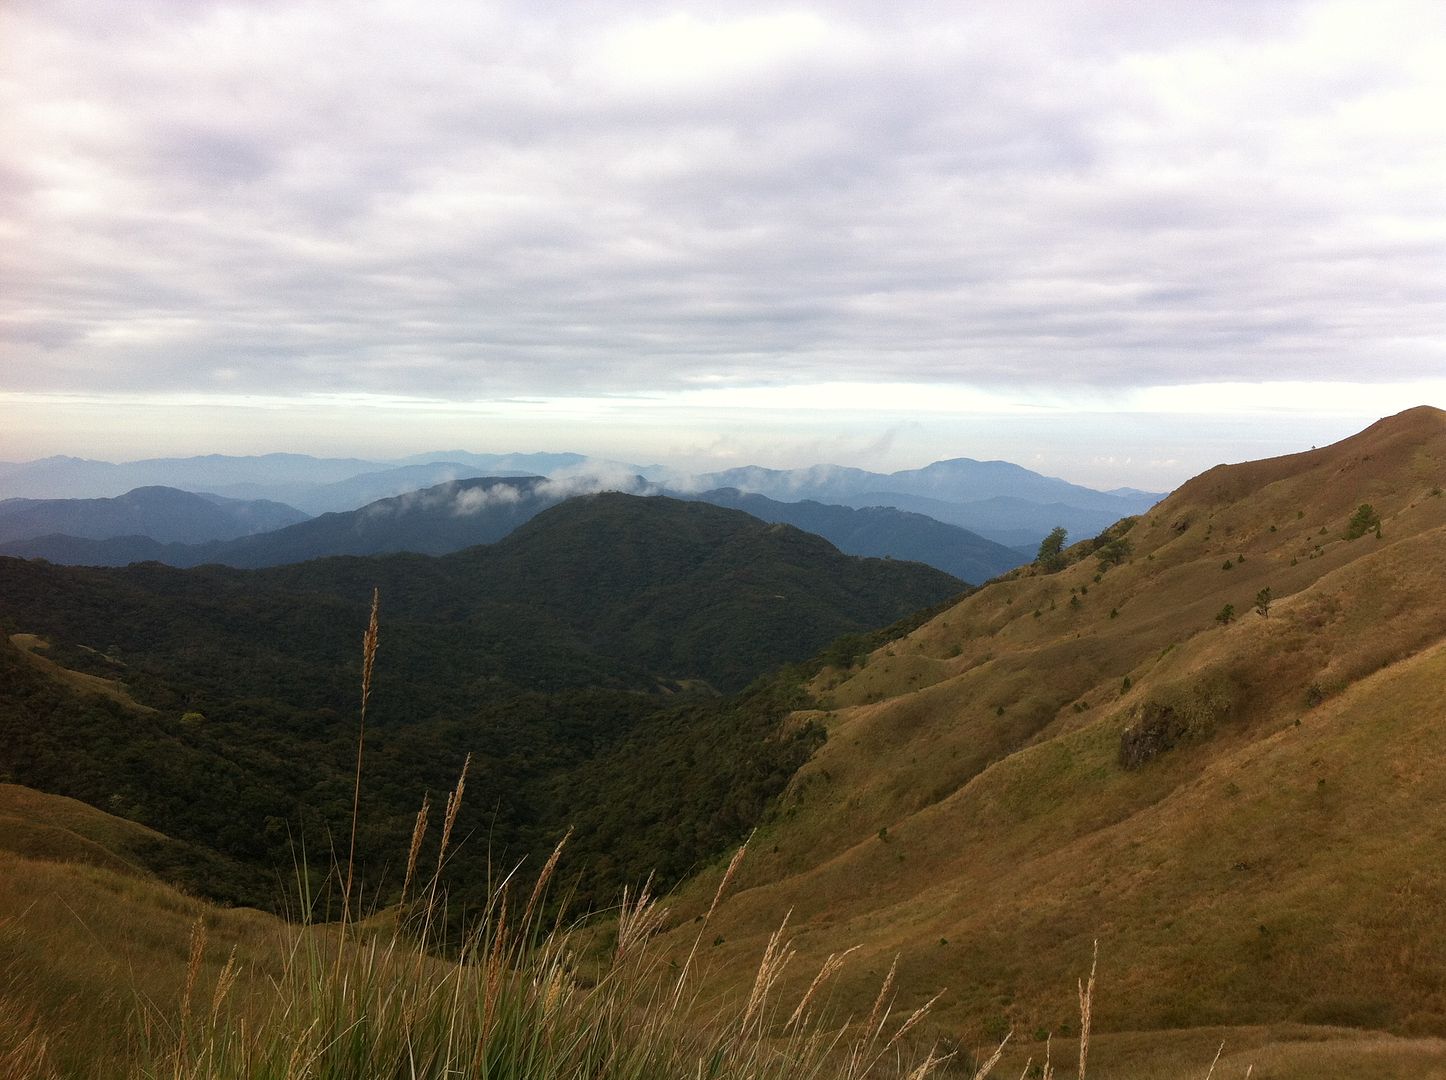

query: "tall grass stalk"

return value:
[340, 587, 379, 935]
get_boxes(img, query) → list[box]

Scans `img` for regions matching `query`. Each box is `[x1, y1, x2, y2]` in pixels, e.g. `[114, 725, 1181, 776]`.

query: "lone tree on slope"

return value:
[1036, 526, 1068, 573]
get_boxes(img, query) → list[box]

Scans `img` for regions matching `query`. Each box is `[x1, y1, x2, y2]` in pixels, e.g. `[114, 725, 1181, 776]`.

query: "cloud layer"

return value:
[4, 0, 1444, 411]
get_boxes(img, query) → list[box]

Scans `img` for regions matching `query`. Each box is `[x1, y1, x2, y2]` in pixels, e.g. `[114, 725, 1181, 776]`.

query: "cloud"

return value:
[1, 0, 1444, 414]
[451, 482, 524, 515]
[536, 466, 657, 501]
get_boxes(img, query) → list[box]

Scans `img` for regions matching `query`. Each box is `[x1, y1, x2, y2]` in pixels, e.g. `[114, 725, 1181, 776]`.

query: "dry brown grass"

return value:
[659, 407, 1446, 1052]
[0, 844, 284, 1078]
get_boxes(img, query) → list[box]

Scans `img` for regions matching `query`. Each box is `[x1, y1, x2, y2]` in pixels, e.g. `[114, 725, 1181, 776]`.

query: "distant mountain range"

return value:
[675, 458, 1163, 547]
[0, 449, 1166, 556]
[0, 452, 642, 513]
[0, 486, 307, 546]
[0, 476, 568, 569]
[0, 477, 1028, 584]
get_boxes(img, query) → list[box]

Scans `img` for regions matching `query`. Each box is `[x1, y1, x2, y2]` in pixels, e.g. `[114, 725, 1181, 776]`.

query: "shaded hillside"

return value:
[0, 486, 307, 545]
[462, 494, 964, 690]
[0, 494, 960, 913]
[687, 488, 1026, 584]
[660, 406, 1446, 1044]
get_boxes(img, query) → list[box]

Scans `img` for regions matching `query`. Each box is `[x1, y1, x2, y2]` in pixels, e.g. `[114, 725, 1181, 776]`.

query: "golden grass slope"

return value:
[0, 785, 281, 1078]
[666, 406, 1446, 1048]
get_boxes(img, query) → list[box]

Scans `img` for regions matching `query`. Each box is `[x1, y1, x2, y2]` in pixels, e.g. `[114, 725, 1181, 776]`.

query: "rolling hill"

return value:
[656, 406, 1446, 1056]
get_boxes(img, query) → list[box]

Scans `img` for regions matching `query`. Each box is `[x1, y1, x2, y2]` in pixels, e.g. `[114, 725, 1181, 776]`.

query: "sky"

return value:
[2, 0, 1444, 490]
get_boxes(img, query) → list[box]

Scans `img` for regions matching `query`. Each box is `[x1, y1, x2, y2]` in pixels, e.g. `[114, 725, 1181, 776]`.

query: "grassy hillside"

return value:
[657, 406, 1446, 1063]
[0, 785, 286, 1079]
[7, 413, 1446, 1078]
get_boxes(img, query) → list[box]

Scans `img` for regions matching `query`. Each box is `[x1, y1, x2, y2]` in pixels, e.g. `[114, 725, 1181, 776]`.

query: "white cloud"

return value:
[1, 0, 1444, 472]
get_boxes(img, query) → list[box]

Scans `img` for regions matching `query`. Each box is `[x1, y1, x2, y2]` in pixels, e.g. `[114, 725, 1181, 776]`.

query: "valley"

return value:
[2, 409, 1445, 1077]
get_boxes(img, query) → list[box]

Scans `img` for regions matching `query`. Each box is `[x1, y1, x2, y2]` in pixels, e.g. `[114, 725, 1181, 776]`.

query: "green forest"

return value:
[0, 494, 963, 915]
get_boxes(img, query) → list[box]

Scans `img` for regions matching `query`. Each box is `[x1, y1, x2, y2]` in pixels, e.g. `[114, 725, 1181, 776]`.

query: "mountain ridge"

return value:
[0, 449, 1165, 549]
[0, 476, 1025, 584]
[656, 405, 1446, 1043]
[0, 485, 308, 545]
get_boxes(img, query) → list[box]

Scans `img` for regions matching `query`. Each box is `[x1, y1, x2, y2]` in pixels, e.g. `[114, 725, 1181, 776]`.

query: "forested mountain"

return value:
[0, 494, 962, 912]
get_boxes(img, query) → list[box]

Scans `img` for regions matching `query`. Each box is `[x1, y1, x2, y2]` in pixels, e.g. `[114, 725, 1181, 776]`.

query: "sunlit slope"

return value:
[675, 406, 1446, 1038]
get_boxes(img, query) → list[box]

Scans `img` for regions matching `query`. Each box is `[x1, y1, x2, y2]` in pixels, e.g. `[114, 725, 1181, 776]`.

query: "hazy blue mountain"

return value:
[0, 449, 1168, 551]
[0, 533, 178, 565]
[0, 487, 308, 545]
[393, 450, 595, 473]
[834, 491, 1133, 549]
[287, 455, 655, 512]
[0, 475, 653, 568]
[200, 475, 573, 565]
[684, 463, 879, 501]
[685, 488, 1026, 584]
[0, 456, 129, 499]
[283, 462, 498, 514]
[0, 450, 655, 511]
[0, 453, 387, 500]
[1, 471, 1027, 581]
[687, 459, 1164, 547]
[696, 457, 1161, 511]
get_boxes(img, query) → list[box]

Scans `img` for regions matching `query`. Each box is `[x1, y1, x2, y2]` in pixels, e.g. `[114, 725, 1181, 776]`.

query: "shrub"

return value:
[1346, 504, 1381, 539]
[1096, 538, 1132, 571]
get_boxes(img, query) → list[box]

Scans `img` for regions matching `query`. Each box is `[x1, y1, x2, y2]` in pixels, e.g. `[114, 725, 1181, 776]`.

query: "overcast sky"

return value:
[2, 0, 1444, 488]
